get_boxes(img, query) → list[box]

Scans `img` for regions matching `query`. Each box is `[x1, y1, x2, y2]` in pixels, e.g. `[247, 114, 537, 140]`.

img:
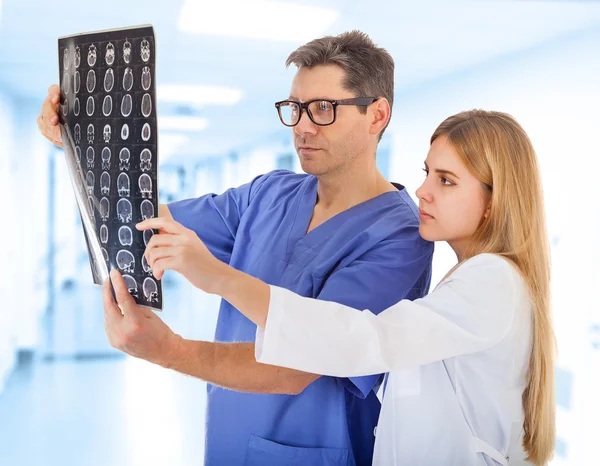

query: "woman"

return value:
[138, 110, 556, 465]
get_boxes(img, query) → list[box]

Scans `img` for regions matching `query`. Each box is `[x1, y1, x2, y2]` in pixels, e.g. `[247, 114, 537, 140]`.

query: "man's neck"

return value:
[315, 161, 396, 214]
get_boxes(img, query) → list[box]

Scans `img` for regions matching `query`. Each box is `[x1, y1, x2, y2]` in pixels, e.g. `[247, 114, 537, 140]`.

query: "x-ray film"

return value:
[58, 25, 162, 311]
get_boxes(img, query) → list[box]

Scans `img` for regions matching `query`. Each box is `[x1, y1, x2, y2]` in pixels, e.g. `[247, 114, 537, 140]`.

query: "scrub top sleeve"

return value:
[168, 173, 270, 264]
[312, 241, 433, 398]
[256, 254, 522, 377]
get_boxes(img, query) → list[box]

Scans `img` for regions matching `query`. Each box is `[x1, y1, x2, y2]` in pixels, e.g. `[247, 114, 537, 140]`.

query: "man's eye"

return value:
[318, 101, 331, 111]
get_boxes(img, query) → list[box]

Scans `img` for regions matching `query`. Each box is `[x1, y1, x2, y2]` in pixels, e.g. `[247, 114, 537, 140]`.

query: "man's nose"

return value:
[294, 110, 318, 137]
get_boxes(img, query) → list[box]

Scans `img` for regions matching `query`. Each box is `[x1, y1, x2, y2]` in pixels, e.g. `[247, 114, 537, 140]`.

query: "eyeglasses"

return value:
[275, 97, 379, 127]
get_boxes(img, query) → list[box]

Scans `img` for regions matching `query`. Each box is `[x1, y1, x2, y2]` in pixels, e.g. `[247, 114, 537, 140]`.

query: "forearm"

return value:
[213, 263, 270, 328]
[165, 337, 319, 394]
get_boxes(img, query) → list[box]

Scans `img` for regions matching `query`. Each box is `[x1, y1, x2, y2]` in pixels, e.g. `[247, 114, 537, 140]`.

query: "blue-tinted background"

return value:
[0, 1, 599, 465]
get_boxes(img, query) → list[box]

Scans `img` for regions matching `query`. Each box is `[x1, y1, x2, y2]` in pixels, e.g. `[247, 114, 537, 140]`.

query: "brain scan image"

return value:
[102, 95, 112, 117]
[141, 66, 151, 91]
[105, 42, 115, 66]
[87, 44, 97, 67]
[123, 67, 134, 92]
[86, 69, 96, 93]
[141, 93, 152, 118]
[123, 40, 132, 64]
[140, 39, 150, 63]
[121, 94, 132, 118]
[141, 123, 151, 142]
[104, 68, 114, 92]
[59, 26, 161, 309]
[74, 71, 81, 93]
[74, 46, 81, 68]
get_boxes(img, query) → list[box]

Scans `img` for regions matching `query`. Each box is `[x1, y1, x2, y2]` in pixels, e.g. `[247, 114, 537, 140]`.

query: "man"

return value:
[38, 31, 433, 466]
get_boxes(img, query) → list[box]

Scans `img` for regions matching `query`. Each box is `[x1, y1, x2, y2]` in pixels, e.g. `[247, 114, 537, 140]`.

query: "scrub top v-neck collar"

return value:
[287, 175, 404, 255]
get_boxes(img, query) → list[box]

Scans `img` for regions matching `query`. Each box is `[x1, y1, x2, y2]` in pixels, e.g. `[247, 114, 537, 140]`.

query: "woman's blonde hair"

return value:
[431, 110, 556, 465]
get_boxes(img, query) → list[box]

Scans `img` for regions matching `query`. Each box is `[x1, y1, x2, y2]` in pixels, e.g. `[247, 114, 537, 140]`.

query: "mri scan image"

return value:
[123, 67, 133, 91]
[86, 147, 95, 169]
[140, 39, 150, 63]
[59, 26, 161, 309]
[118, 226, 133, 246]
[100, 171, 111, 195]
[121, 94, 132, 117]
[121, 123, 129, 141]
[117, 172, 130, 197]
[86, 69, 96, 93]
[74, 71, 80, 93]
[141, 66, 151, 91]
[123, 40, 132, 64]
[116, 198, 132, 223]
[105, 42, 115, 66]
[86, 96, 95, 116]
[74, 46, 81, 68]
[141, 93, 152, 117]
[141, 123, 151, 142]
[104, 68, 114, 92]
[87, 44, 97, 67]
[73, 97, 80, 116]
[62, 72, 70, 95]
[101, 147, 111, 170]
[138, 174, 152, 199]
[140, 149, 152, 172]
[119, 148, 130, 171]
[102, 95, 112, 117]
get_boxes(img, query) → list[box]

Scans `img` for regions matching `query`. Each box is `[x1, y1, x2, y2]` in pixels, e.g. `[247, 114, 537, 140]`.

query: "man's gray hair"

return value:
[287, 30, 394, 139]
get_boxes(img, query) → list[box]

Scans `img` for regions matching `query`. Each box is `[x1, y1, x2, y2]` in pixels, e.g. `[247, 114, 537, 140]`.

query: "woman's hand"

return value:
[136, 217, 230, 295]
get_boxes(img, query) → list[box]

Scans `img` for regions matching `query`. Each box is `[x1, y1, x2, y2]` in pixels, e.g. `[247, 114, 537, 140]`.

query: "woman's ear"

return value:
[483, 201, 492, 219]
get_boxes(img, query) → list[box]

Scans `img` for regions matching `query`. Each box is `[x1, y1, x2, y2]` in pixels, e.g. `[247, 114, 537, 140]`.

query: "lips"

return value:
[419, 209, 434, 219]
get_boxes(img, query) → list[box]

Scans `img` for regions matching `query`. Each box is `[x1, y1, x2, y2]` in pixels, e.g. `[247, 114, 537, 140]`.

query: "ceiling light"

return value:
[178, 0, 339, 42]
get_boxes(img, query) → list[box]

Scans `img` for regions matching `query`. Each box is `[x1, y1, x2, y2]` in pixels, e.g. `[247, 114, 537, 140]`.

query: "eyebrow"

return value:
[288, 95, 333, 102]
[424, 161, 461, 180]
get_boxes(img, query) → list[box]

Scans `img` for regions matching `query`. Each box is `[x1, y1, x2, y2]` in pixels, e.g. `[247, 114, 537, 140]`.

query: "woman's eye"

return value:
[440, 177, 453, 186]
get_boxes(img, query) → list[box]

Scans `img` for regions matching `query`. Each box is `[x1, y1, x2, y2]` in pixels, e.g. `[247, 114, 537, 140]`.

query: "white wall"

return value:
[0, 94, 57, 396]
[11, 101, 54, 350]
[0, 90, 18, 394]
[387, 26, 600, 465]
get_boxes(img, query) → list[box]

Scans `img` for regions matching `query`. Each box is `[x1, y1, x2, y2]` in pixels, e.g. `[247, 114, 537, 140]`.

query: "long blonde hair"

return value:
[431, 110, 556, 465]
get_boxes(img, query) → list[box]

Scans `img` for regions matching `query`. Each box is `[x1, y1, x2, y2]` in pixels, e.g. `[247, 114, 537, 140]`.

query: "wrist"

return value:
[161, 332, 186, 370]
[210, 260, 238, 297]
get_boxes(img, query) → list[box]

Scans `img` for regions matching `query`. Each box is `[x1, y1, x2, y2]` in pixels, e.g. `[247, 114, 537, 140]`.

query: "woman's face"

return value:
[416, 135, 490, 260]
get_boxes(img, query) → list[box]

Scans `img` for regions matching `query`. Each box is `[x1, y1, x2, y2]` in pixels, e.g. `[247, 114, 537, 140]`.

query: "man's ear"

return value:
[369, 98, 391, 137]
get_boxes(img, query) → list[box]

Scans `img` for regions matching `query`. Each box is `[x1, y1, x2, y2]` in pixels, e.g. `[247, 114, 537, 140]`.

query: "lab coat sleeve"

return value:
[256, 254, 522, 377]
[168, 172, 272, 264]
[312, 237, 432, 398]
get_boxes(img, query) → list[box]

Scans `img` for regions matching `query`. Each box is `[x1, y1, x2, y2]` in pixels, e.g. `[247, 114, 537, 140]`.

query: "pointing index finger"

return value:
[136, 217, 182, 234]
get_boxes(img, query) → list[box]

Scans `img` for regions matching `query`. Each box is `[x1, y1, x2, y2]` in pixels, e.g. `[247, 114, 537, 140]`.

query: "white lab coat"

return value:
[256, 254, 534, 465]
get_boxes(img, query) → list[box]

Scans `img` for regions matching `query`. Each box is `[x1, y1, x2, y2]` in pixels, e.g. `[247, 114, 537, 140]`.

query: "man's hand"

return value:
[137, 217, 229, 295]
[103, 269, 182, 367]
[37, 84, 63, 147]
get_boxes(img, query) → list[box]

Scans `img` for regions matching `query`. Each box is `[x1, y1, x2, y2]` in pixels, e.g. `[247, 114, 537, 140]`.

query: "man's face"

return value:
[289, 65, 371, 177]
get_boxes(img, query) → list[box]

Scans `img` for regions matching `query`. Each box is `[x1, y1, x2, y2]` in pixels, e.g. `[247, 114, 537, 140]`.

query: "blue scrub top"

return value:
[169, 170, 433, 466]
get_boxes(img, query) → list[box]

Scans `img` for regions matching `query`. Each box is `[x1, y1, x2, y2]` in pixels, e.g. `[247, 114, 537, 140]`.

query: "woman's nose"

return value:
[416, 182, 433, 203]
